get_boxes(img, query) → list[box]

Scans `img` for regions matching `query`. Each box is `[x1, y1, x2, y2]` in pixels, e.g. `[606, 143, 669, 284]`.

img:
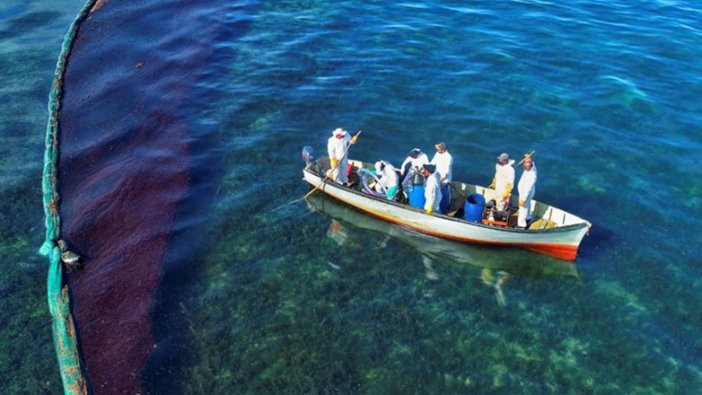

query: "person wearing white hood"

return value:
[420, 164, 442, 214]
[399, 148, 430, 196]
[400, 148, 429, 181]
[517, 154, 538, 228]
[326, 128, 358, 185]
[490, 152, 515, 212]
[374, 160, 399, 200]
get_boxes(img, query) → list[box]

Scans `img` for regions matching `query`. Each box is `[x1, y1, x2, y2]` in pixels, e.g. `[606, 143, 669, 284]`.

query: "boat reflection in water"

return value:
[307, 194, 579, 306]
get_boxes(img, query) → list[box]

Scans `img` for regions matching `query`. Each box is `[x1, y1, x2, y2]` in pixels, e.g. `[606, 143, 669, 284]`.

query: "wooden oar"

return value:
[304, 130, 362, 200]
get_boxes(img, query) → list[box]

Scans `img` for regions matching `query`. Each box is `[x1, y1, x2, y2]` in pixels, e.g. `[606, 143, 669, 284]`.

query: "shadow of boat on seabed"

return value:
[306, 194, 580, 282]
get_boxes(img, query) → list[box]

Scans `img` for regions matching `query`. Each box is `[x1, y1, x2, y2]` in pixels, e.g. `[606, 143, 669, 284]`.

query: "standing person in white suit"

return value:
[490, 152, 515, 212]
[420, 164, 442, 214]
[430, 142, 453, 213]
[430, 142, 453, 184]
[326, 128, 358, 185]
[517, 154, 538, 228]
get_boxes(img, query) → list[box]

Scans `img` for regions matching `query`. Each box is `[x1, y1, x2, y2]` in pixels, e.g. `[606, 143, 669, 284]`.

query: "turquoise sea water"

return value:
[0, 0, 85, 393]
[3, 0, 702, 393]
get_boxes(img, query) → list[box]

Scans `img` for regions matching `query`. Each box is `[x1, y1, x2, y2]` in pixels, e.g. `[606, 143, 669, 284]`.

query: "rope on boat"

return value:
[39, 1, 98, 393]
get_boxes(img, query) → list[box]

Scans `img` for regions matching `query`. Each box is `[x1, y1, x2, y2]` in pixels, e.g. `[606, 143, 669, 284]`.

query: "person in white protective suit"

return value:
[490, 152, 515, 211]
[374, 160, 399, 200]
[430, 142, 453, 212]
[400, 148, 430, 187]
[430, 142, 453, 184]
[326, 128, 358, 185]
[517, 155, 538, 228]
[420, 164, 442, 214]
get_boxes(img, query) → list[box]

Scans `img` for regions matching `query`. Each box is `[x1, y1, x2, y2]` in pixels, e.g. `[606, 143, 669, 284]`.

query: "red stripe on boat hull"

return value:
[526, 244, 579, 261]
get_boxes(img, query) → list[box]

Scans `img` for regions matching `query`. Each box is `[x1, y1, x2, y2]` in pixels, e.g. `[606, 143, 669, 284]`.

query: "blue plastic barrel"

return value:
[439, 184, 451, 214]
[464, 193, 486, 222]
[409, 185, 426, 209]
[408, 173, 426, 209]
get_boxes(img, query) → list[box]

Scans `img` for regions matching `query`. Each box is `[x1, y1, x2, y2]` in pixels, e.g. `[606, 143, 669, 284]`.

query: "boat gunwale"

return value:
[303, 166, 591, 236]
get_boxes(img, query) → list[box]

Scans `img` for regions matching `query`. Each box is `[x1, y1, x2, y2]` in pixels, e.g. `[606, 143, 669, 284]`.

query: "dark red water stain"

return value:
[57, 1, 223, 392]
[63, 114, 190, 393]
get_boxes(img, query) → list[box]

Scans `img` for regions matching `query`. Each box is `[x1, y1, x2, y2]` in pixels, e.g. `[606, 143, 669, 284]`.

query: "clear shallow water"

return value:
[3, 0, 702, 393]
[0, 0, 86, 393]
[148, 1, 702, 393]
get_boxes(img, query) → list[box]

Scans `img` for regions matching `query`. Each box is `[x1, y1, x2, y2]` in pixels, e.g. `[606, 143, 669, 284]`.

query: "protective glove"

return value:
[504, 184, 512, 197]
[488, 177, 496, 189]
[330, 157, 339, 169]
[519, 199, 525, 207]
[502, 193, 510, 200]
[351, 134, 359, 144]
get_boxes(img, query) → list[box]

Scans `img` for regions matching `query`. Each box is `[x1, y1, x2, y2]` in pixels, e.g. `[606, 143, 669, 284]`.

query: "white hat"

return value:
[332, 128, 347, 136]
[497, 153, 515, 166]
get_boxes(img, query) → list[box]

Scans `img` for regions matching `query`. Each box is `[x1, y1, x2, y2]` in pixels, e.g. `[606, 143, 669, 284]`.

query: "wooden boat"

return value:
[302, 155, 592, 261]
[306, 193, 580, 279]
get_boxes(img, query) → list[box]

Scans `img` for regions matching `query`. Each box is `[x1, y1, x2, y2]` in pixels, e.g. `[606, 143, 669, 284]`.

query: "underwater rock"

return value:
[576, 175, 608, 194]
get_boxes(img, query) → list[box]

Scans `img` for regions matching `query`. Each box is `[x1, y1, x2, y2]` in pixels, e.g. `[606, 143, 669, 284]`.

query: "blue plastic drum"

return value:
[408, 173, 426, 209]
[464, 193, 486, 222]
[409, 185, 426, 209]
